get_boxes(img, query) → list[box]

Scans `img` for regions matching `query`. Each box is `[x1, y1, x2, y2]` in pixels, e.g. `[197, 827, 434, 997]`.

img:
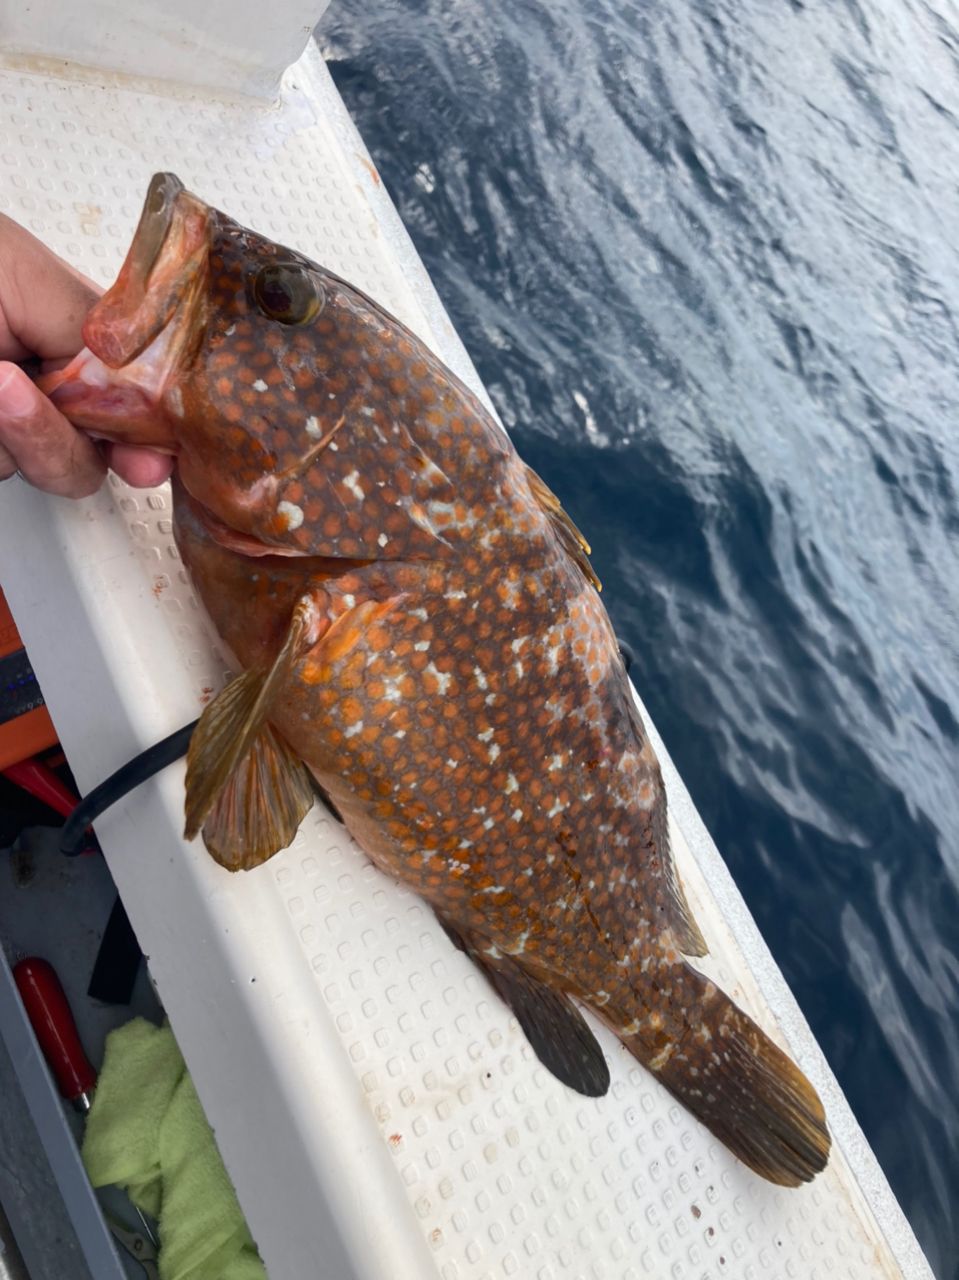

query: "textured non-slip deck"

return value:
[0, 40, 933, 1280]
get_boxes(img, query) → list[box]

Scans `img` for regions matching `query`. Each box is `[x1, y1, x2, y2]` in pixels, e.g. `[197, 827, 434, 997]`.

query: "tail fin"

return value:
[622, 970, 830, 1186]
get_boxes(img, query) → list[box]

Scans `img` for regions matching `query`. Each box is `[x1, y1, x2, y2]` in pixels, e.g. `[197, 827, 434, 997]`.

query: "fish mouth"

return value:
[90, 172, 191, 368]
[132, 174, 185, 291]
[39, 172, 210, 448]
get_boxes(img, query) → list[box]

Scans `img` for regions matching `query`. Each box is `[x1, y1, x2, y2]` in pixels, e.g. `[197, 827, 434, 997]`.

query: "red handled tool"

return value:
[13, 957, 97, 1113]
[2, 756, 98, 857]
[2, 757, 79, 819]
[13, 957, 162, 1260]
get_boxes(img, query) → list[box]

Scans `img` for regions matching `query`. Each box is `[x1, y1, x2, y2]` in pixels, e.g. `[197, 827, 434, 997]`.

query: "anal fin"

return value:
[438, 917, 610, 1097]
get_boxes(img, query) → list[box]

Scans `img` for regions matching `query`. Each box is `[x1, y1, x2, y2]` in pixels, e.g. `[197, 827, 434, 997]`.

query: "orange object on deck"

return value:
[0, 587, 57, 769]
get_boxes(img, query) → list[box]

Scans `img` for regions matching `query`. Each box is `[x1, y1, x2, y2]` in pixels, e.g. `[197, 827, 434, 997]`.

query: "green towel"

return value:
[82, 1018, 266, 1280]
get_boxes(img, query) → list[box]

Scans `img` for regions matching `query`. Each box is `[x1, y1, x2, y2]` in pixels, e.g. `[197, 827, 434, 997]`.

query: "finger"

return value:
[0, 215, 101, 362]
[107, 443, 175, 489]
[0, 440, 16, 480]
[0, 362, 106, 498]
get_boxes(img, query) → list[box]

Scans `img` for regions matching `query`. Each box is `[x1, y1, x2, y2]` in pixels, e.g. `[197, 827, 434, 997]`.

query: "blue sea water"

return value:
[319, 2, 959, 1274]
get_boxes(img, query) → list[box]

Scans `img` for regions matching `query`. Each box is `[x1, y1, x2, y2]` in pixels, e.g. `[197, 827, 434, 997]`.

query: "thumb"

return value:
[0, 362, 106, 498]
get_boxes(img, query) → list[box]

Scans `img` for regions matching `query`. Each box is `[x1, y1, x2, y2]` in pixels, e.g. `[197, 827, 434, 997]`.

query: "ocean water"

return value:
[319, 2, 959, 1274]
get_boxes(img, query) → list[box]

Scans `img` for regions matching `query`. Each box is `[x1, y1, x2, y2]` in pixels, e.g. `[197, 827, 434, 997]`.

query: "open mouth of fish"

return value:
[42, 174, 207, 448]
[39, 175, 279, 560]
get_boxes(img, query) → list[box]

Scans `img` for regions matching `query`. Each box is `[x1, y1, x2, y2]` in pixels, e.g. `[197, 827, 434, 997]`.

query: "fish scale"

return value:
[43, 171, 830, 1187]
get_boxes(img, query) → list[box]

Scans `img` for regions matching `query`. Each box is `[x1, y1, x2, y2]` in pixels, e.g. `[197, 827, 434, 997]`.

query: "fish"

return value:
[44, 173, 830, 1186]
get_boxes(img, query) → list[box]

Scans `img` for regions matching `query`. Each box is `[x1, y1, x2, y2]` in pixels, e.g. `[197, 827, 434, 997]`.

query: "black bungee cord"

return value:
[58, 718, 199, 856]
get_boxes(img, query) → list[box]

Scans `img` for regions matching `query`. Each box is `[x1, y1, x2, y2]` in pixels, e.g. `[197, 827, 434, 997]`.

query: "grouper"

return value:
[43, 174, 830, 1186]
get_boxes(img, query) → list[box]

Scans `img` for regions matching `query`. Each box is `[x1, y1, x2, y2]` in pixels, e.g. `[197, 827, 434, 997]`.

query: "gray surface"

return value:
[0, 951, 125, 1280]
[0, 1041, 88, 1280]
[0, 1191, 33, 1280]
[0, 834, 164, 1280]
[0, 836, 162, 1075]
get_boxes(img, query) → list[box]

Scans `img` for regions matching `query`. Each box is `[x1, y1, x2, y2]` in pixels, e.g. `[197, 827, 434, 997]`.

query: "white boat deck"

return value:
[0, 32, 934, 1280]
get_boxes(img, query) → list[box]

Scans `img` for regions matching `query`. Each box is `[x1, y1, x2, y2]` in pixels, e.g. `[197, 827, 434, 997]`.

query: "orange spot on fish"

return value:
[341, 694, 363, 724]
[300, 658, 330, 686]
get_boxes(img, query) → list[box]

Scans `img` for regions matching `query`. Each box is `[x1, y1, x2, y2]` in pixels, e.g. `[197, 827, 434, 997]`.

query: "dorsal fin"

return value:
[625, 698, 708, 958]
[526, 466, 602, 592]
[659, 824, 708, 956]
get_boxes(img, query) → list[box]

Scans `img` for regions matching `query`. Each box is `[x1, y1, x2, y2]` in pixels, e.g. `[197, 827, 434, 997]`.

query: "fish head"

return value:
[44, 173, 485, 559]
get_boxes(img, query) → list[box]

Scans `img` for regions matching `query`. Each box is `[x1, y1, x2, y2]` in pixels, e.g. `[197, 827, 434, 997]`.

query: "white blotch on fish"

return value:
[425, 662, 451, 694]
[343, 470, 365, 501]
[277, 500, 304, 531]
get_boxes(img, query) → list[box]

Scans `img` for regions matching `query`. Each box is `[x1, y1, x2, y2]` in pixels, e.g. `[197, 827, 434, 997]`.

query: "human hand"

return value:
[0, 214, 174, 497]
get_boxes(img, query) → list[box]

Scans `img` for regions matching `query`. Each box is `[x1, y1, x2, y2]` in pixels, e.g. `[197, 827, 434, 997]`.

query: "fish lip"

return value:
[38, 174, 209, 449]
[81, 172, 209, 369]
[129, 172, 184, 283]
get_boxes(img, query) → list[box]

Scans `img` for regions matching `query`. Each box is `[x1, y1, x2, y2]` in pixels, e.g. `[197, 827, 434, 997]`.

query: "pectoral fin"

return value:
[198, 719, 315, 870]
[184, 594, 322, 867]
[438, 916, 610, 1097]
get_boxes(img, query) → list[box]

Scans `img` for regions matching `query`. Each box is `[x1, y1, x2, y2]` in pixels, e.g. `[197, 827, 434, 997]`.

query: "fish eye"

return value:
[251, 262, 324, 325]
